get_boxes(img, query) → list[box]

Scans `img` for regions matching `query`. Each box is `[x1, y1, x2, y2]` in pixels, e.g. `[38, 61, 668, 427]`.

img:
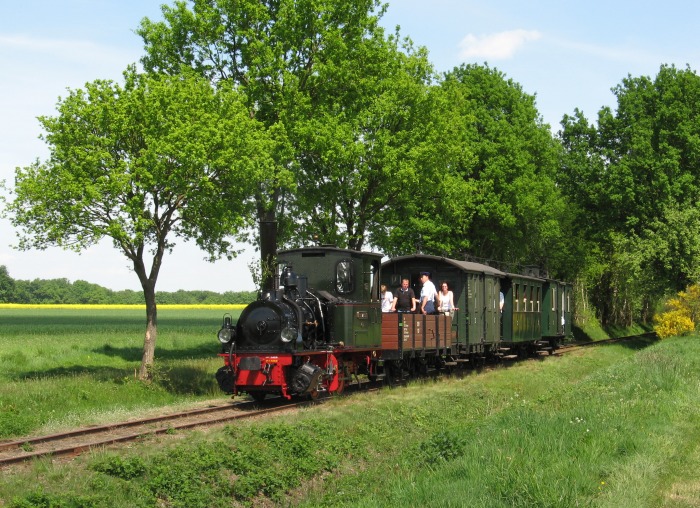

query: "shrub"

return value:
[654, 309, 694, 339]
[654, 284, 700, 338]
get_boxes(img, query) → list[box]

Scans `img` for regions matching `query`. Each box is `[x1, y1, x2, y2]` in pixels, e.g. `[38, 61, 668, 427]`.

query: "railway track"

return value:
[1, 334, 654, 468]
[0, 399, 305, 468]
[556, 332, 657, 355]
[0, 381, 382, 468]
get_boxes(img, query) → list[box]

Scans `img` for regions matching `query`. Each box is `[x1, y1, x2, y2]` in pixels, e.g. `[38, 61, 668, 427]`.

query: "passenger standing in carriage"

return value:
[419, 271, 438, 315]
[438, 281, 457, 316]
[390, 278, 416, 313]
[381, 284, 393, 312]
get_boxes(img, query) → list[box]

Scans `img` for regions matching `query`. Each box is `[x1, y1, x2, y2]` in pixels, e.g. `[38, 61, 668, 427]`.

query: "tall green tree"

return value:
[289, 32, 436, 251]
[3, 68, 271, 378]
[137, 0, 405, 282]
[390, 64, 567, 274]
[560, 64, 700, 324]
[0, 266, 15, 303]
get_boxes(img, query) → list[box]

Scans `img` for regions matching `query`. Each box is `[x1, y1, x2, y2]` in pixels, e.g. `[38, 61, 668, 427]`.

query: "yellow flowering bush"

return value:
[654, 285, 700, 338]
[654, 309, 695, 339]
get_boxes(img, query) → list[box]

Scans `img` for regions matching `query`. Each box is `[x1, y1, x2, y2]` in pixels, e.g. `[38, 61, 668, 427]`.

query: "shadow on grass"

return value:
[91, 343, 218, 362]
[16, 365, 133, 383]
[149, 364, 220, 395]
[604, 334, 659, 351]
[16, 364, 219, 395]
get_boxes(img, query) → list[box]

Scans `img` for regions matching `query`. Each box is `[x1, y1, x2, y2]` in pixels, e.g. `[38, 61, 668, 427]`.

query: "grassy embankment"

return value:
[2, 307, 700, 507]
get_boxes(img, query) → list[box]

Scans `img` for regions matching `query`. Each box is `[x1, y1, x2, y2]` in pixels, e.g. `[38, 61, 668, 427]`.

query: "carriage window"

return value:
[529, 286, 534, 312]
[523, 285, 528, 312]
[537, 287, 541, 312]
[552, 287, 557, 311]
[336, 259, 354, 294]
[515, 284, 519, 312]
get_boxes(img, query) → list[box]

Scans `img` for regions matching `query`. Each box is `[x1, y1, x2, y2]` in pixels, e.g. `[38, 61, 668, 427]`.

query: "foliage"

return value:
[137, 0, 396, 281]
[9, 491, 102, 508]
[91, 456, 147, 480]
[287, 30, 436, 251]
[377, 63, 571, 281]
[5, 68, 263, 263]
[654, 309, 695, 339]
[0, 265, 16, 302]
[559, 64, 700, 325]
[0, 265, 255, 304]
[2, 67, 271, 378]
[414, 429, 468, 468]
[654, 284, 700, 338]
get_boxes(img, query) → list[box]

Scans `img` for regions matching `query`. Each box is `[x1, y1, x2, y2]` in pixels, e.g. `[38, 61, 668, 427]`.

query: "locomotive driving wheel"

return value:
[332, 360, 348, 395]
[325, 354, 346, 395]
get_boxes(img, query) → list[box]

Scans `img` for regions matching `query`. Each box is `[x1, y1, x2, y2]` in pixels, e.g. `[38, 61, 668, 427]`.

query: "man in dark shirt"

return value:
[391, 278, 416, 313]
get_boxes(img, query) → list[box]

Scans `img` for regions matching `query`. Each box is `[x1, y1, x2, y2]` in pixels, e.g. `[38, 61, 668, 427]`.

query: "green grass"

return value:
[0, 307, 239, 438]
[2, 310, 700, 507]
[2, 335, 699, 507]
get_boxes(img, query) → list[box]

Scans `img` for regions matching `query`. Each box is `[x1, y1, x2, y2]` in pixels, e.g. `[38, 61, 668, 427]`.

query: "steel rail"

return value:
[0, 400, 302, 467]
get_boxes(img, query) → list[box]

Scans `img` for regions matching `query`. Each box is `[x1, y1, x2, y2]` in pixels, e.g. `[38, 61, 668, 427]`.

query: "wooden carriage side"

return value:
[380, 312, 453, 354]
[380, 254, 505, 355]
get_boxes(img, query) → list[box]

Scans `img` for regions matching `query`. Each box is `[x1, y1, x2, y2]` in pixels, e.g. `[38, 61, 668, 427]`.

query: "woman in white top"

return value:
[381, 284, 393, 312]
[438, 282, 457, 316]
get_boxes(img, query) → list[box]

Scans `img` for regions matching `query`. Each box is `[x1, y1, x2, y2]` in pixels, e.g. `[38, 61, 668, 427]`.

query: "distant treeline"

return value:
[0, 266, 256, 305]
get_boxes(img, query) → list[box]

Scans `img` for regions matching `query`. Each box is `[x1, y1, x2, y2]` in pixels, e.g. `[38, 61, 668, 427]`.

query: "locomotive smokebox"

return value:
[291, 362, 323, 394]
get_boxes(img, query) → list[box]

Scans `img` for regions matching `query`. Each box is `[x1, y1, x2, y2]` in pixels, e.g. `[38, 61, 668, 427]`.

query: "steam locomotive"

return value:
[215, 246, 572, 401]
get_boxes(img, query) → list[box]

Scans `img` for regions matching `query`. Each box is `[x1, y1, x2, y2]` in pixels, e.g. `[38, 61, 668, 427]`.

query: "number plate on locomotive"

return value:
[238, 356, 262, 371]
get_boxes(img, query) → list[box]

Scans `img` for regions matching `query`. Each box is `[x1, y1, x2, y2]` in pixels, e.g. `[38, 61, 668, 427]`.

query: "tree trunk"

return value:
[138, 282, 158, 380]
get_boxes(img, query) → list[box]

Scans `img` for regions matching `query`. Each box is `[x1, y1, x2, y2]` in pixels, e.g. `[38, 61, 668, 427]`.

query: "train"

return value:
[215, 245, 572, 401]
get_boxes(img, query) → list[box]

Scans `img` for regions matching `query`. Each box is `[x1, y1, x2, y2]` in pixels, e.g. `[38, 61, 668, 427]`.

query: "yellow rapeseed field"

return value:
[0, 303, 246, 310]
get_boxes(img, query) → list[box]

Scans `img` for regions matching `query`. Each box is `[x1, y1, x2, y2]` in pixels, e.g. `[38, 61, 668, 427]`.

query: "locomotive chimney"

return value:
[260, 219, 277, 292]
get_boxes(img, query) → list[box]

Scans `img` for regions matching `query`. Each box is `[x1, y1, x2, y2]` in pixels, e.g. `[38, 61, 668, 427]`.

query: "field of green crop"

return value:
[0, 306, 242, 438]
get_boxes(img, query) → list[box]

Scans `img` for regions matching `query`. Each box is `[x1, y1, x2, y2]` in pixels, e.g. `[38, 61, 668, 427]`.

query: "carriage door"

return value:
[484, 275, 500, 344]
[466, 272, 483, 345]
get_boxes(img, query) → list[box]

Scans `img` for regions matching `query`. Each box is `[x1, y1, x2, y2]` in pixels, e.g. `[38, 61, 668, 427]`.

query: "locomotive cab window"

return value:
[370, 260, 380, 301]
[336, 259, 354, 294]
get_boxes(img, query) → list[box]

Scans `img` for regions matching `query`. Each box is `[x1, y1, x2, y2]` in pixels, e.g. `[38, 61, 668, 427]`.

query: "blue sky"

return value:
[1, 0, 699, 292]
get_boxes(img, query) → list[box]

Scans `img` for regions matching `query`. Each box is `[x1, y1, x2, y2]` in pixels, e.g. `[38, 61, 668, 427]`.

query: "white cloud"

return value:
[458, 29, 542, 60]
